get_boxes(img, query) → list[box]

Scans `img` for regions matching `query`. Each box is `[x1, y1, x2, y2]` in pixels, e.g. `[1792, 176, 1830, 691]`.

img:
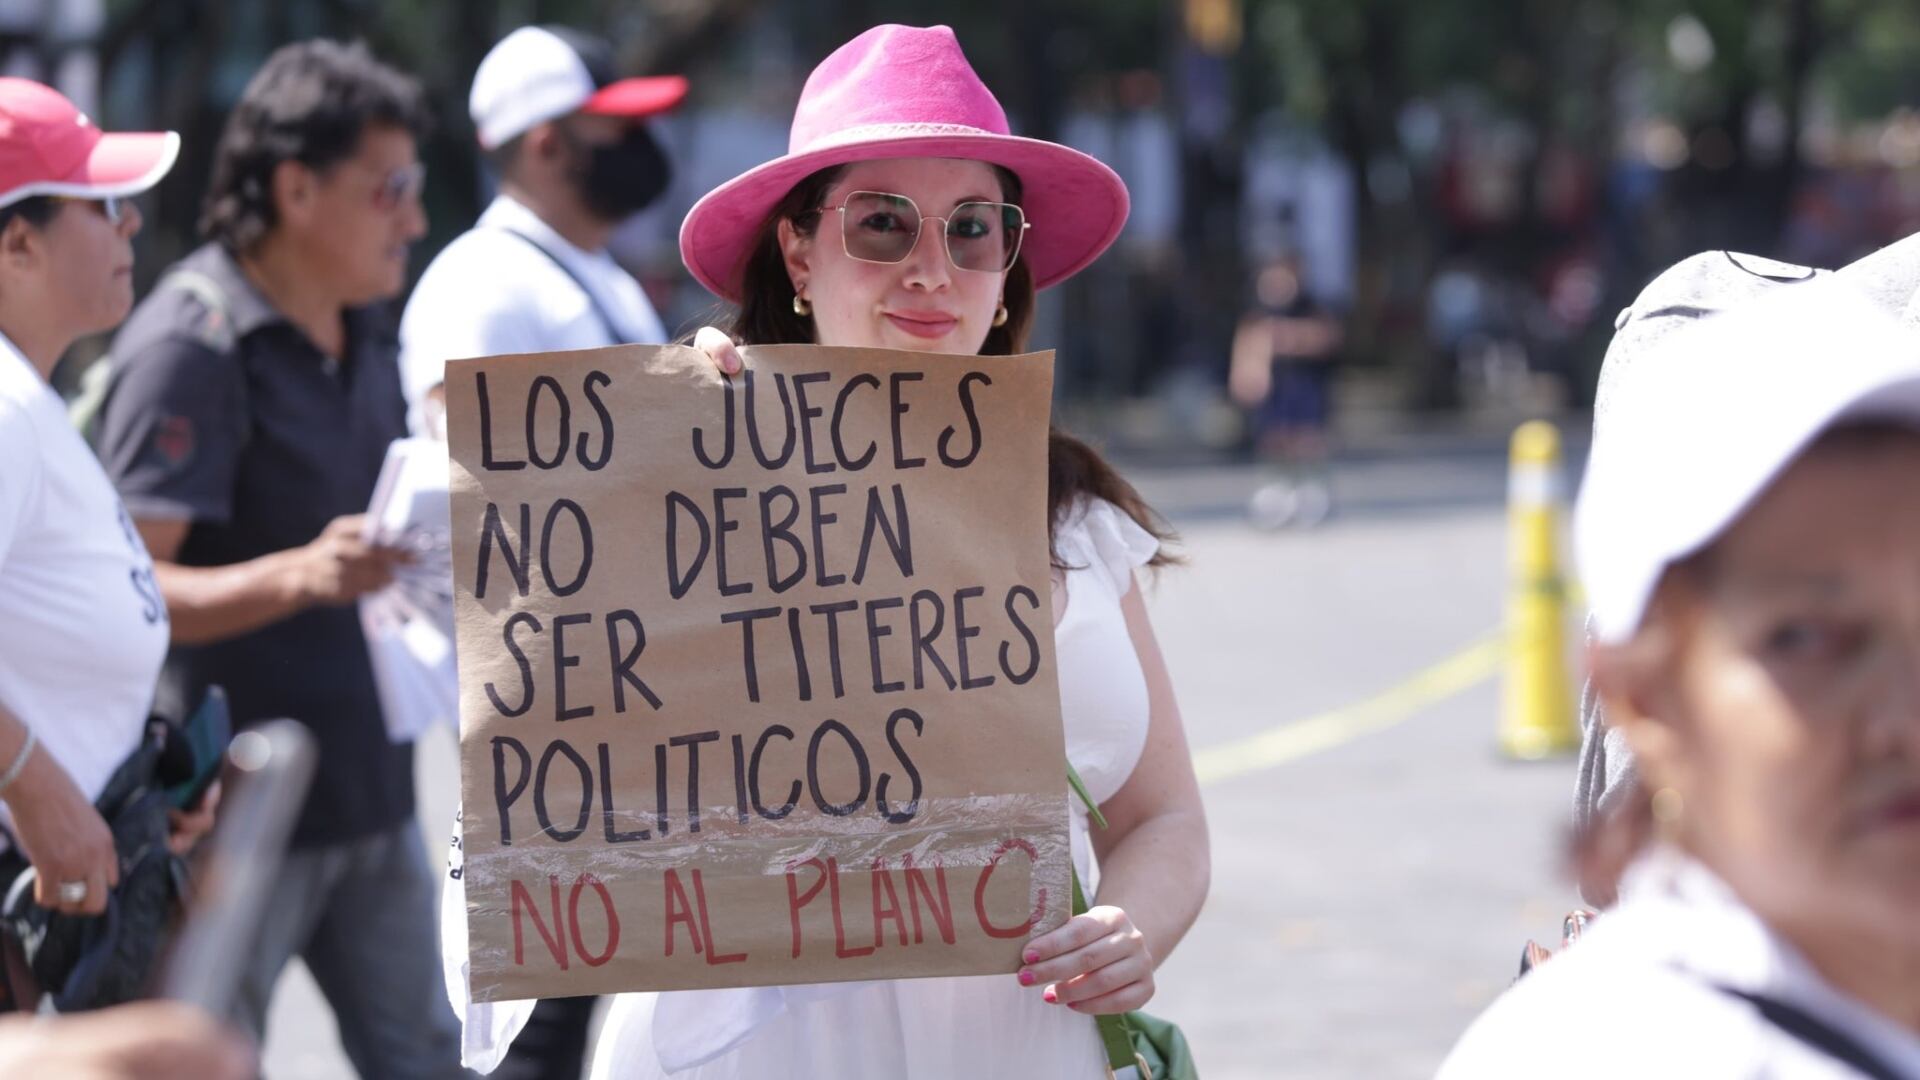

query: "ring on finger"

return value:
[56, 879, 88, 904]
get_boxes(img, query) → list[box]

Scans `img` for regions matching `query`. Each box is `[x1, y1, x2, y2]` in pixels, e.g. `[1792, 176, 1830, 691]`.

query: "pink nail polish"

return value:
[1042, 988, 1056, 1004]
[1022, 948, 1039, 964]
[1018, 970, 1034, 986]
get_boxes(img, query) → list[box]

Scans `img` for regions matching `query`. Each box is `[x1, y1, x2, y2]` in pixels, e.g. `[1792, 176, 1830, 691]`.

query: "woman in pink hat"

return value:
[601, 23, 1207, 1079]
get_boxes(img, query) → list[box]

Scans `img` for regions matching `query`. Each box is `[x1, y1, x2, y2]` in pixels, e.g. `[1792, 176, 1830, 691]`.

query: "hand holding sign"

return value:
[447, 342, 1070, 1000]
[1020, 903, 1155, 1012]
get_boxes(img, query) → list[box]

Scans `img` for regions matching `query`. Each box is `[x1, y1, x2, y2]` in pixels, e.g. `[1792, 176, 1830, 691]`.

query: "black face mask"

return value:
[561, 123, 673, 222]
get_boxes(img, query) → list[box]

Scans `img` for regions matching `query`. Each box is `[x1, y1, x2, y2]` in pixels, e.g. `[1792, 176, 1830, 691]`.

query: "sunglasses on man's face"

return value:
[823, 191, 1028, 274]
[368, 163, 427, 212]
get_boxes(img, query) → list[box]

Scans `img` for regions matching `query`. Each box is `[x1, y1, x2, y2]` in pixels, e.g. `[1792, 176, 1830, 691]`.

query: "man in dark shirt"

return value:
[95, 41, 464, 1078]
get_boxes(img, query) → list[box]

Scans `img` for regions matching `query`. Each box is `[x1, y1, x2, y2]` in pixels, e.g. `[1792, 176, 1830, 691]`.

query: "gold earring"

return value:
[992, 303, 1008, 328]
[792, 294, 812, 317]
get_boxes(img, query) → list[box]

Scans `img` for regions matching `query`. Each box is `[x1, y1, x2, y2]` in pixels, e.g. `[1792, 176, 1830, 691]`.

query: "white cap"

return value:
[1593, 252, 1827, 442]
[1594, 237, 1920, 443]
[1576, 279, 1920, 643]
[469, 26, 687, 150]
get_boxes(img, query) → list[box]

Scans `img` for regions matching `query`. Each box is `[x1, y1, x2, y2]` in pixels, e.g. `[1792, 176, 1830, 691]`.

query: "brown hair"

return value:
[200, 39, 428, 256]
[721, 163, 1178, 569]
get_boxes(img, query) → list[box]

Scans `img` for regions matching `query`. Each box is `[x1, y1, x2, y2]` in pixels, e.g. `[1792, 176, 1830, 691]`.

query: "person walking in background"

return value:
[404, 24, 685, 1080]
[89, 41, 465, 1077]
[0, 78, 220, 989]
[400, 24, 685, 440]
[1229, 254, 1341, 529]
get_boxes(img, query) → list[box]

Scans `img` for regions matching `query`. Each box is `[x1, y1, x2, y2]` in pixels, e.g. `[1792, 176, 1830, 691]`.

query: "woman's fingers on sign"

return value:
[1016, 905, 1156, 1012]
[1060, 970, 1155, 1014]
[693, 326, 743, 375]
[1053, 946, 1154, 1012]
[1019, 908, 1110, 973]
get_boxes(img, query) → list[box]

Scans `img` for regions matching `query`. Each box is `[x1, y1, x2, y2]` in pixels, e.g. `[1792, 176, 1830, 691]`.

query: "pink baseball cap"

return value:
[0, 79, 179, 209]
[679, 24, 1129, 303]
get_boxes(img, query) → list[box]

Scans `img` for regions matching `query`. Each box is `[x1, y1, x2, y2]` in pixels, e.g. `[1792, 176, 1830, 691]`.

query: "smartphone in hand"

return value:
[164, 688, 232, 811]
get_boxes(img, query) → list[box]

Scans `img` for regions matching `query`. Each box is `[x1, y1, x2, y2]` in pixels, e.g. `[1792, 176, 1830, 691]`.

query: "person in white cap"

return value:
[399, 25, 686, 439]
[1439, 280, 1920, 1078]
[1572, 239, 1920, 906]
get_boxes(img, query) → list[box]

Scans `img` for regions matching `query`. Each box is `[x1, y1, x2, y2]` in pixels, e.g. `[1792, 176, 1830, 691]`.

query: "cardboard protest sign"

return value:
[445, 344, 1071, 1001]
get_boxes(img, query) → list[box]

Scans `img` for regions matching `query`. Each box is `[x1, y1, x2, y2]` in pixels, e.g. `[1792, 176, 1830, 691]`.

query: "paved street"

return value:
[265, 442, 1585, 1079]
[1134, 461, 1577, 1080]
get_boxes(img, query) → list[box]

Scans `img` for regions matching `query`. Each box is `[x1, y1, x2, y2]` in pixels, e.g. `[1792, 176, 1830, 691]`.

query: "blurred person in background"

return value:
[0, 79, 219, 972]
[400, 25, 685, 441]
[404, 24, 685, 1080]
[88, 41, 463, 1077]
[1441, 282, 1920, 1077]
[1423, 256, 1529, 413]
[1229, 254, 1341, 529]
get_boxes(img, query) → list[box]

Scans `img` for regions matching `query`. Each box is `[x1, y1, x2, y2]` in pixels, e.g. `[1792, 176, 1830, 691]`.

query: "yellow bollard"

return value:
[1499, 421, 1579, 759]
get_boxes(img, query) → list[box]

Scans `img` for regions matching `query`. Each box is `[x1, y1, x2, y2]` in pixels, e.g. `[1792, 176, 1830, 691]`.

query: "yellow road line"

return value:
[1193, 631, 1506, 786]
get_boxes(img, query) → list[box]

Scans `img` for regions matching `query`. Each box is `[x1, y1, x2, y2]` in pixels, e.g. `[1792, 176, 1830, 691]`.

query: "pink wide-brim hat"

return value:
[680, 24, 1130, 303]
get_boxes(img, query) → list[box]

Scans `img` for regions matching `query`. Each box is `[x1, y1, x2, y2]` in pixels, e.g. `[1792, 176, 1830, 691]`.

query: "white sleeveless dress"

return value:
[444, 498, 1160, 1079]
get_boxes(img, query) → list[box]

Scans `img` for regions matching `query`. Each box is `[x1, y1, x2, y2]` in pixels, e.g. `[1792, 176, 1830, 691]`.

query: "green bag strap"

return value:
[1067, 764, 1151, 1078]
[1072, 862, 1146, 1075]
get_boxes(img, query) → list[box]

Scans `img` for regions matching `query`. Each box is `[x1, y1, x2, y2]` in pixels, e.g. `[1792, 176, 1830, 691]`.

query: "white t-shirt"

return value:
[1439, 847, 1920, 1079]
[398, 193, 669, 436]
[0, 336, 168, 814]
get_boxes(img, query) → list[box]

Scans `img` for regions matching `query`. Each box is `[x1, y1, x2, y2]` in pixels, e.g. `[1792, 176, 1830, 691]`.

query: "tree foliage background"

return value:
[43, 0, 1920, 415]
